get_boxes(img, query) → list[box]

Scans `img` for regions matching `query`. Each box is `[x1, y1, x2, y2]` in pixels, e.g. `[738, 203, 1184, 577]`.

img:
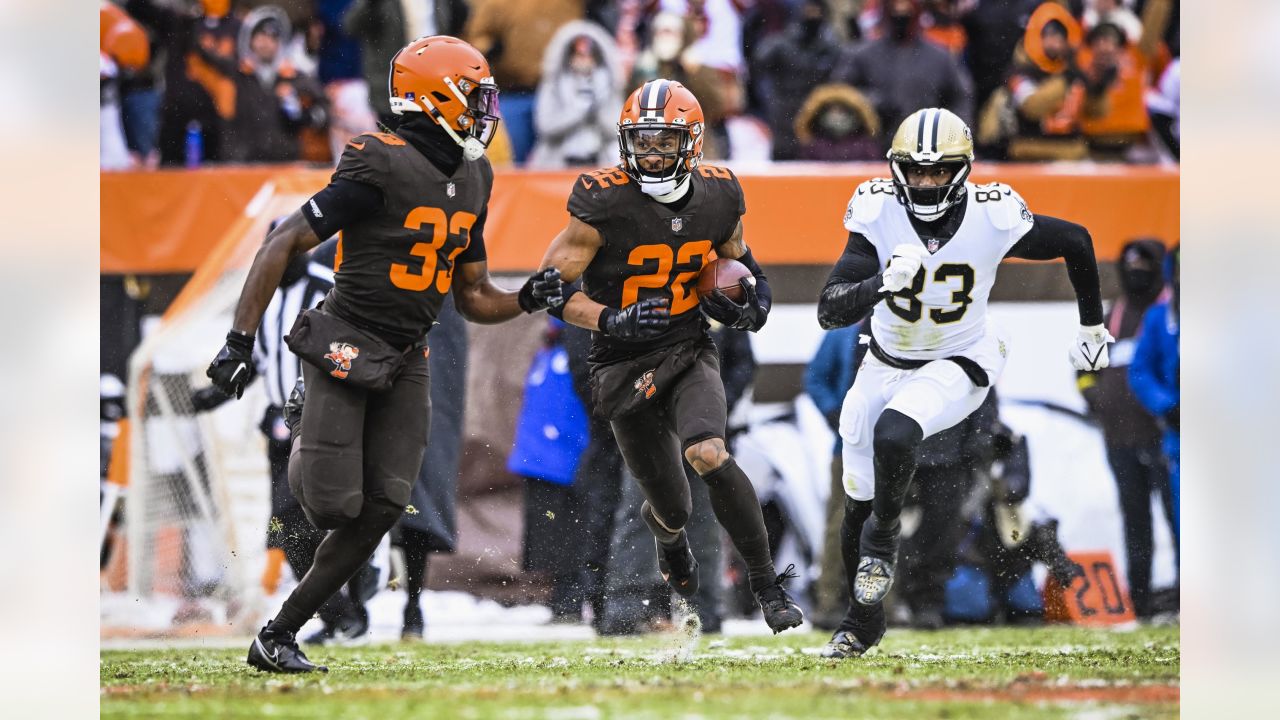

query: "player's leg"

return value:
[821, 360, 893, 658]
[1108, 445, 1156, 618]
[251, 355, 428, 673]
[673, 347, 802, 634]
[857, 360, 992, 606]
[610, 405, 700, 598]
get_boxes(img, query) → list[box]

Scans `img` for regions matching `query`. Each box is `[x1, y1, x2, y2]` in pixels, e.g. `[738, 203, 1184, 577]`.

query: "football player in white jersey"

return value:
[815, 108, 1113, 659]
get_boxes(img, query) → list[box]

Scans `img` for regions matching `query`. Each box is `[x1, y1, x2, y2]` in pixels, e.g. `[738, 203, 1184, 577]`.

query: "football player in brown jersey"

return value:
[535, 79, 804, 634]
[205, 36, 563, 673]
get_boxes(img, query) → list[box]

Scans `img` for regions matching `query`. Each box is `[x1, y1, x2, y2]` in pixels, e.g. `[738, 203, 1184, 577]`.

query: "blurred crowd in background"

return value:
[101, 0, 1180, 170]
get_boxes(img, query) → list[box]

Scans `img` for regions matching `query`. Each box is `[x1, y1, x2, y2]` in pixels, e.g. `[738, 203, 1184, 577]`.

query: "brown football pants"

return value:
[271, 349, 430, 634]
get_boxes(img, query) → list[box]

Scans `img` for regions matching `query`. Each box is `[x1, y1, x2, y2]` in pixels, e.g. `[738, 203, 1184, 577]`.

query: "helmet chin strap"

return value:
[639, 173, 690, 201]
[404, 94, 488, 160]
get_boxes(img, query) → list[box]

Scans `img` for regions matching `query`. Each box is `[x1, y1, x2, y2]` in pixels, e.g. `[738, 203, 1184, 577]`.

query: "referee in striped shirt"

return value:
[193, 231, 339, 591]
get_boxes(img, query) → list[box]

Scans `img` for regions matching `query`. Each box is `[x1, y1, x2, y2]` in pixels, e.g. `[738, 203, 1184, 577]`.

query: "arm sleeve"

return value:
[817, 232, 885, 330]
[456, 206, 489, 264]
[300, 177, 384, 239]
[735, 247, 772, 314]
[1128, 307, 1178, 415]
[1005, 214, 1104, 326]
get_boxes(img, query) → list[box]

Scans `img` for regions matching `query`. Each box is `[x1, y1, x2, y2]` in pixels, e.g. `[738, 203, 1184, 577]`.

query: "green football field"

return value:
[101, 624, 1178, 719]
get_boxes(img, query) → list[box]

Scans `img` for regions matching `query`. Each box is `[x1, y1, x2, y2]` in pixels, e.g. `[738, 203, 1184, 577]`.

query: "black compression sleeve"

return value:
[1006, 215, 1104, 326]
[456, 206, 489, 264]
[301, 178, 383, 239]
[817, 232, 886, 329]
[736, 248, 772, 312]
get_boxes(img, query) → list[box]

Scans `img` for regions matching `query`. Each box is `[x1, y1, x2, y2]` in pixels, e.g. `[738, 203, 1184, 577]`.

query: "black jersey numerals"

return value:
[622, 240, 713, 315]
[391, 206, 476, 294]
[885, 263, 976, 325]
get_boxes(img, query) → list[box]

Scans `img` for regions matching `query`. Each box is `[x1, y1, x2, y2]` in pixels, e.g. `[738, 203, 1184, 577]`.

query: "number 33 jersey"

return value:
[844, 178, 1035, 360]
[324, 132, 492, 348]
[568, 165, 745, 364]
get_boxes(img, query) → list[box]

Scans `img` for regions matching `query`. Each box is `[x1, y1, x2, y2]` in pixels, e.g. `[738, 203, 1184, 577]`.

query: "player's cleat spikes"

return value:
[755, 564, 804, 634]
[656, 532, 700, 598]
[854, 556, 896, 605]
[247, 626, 328, 674]
[820, 630, 874, 659]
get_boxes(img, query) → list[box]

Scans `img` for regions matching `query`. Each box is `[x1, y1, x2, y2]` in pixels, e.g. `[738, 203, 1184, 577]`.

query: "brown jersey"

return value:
[568, 165, 746, 365]
[324, 131, 492, 347]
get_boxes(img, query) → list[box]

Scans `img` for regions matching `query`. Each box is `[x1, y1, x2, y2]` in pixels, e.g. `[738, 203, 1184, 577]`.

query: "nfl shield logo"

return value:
[671, 217, 683, 232]
[446, 182, 456, 198]
[926, 238, 940, 253]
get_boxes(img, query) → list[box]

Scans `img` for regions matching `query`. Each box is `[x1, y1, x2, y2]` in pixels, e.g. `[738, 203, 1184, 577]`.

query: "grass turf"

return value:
[101, 624, 1179, 719]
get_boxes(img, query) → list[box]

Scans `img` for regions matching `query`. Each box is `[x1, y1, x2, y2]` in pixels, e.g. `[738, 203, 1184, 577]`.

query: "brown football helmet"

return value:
[388, 35, 499, 160]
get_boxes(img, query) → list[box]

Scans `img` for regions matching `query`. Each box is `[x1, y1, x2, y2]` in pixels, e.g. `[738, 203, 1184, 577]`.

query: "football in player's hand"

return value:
[696, 257, 751, 303]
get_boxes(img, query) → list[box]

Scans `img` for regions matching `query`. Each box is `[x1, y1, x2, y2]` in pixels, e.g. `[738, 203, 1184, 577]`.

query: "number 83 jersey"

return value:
[844, 178, 1035, 360]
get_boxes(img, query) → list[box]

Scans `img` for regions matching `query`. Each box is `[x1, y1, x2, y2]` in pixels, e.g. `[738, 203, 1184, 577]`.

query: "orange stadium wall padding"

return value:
[101, 164, 1179, 274]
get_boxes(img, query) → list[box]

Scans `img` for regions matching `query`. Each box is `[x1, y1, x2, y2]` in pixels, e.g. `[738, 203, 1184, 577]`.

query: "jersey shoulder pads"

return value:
[972, 181, 1035, 232]
[332, 132, 401, 189]
[568, 166, 630, 226]
[696, 164, 745, 216]
[843, 177, 897, 233]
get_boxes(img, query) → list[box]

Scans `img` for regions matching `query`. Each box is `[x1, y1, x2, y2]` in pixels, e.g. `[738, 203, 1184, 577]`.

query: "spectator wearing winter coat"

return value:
[750, 0, 843, 160]
[126, 0, 241, 165]
[1130, 245, 1180, 538]
[1077, 238, 1175, 619]
[792, 84, 883, 162]
[1077, 2, 1172, 160]
[225, 8, 328, 163]
[831, 0, 974, 151]
[528, 21, 625, 169]
[465, 0, 587, 163]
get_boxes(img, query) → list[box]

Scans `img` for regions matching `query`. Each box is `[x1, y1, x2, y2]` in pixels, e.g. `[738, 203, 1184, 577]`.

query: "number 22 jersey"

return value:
[568, 165, 745, 365]
[843, 178, 1035, 360]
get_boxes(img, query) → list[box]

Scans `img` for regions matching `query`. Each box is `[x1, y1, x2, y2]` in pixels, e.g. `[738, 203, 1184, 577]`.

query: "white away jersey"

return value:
[842, 178, 1035, 359]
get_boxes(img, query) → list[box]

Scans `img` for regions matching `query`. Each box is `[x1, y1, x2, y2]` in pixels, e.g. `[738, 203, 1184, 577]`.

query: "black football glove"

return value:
[700, 277, 767, 331]
[190, 385, 232, 413]
[517, 267, 564, 313]
[600, 297, 670, 340]
[206, 330, 257, 400]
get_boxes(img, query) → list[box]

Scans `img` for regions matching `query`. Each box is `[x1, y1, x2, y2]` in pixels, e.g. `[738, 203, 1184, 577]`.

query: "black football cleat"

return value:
[755, 564, 804, 634]
[401, 601, 425, 641]
[247, 626, 328, 674]
[854, 556, 895, 606]
[656, 532, 700, 598]
[820, 630, 874, 659]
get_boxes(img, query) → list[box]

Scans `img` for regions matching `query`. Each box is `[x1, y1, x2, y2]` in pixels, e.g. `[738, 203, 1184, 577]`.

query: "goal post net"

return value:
[106, 172, 330, 638]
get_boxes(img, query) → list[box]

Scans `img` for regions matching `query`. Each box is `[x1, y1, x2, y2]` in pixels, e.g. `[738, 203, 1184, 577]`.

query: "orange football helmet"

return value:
[617, 79, 705, 195]
[388, 35, 499, 160]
